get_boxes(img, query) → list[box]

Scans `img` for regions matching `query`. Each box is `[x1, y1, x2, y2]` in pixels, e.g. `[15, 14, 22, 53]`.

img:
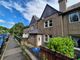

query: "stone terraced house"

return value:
[22, 0, 80, 47]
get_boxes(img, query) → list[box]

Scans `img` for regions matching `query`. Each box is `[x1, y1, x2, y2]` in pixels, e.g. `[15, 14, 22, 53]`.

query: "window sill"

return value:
[44, 26, 53, 28]
[69, 21, 80, 23]
[44, 41, 49, 43]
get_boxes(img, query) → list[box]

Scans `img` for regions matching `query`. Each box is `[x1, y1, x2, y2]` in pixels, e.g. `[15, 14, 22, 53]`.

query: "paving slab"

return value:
[3, 36, 27, 60]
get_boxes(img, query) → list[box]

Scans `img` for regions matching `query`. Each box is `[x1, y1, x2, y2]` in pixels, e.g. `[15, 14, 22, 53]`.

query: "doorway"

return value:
[37, 35, 42, 46]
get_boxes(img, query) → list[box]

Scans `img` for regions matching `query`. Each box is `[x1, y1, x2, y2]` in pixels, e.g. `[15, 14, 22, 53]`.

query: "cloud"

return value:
[0, 1, 12, 10]
[0, 19, 15, 28]
[23, 0, 59, 21]
[67, 0, 80, 7]
[7, 22, 15, 25]
[0, 19, 15, 25]
[0, 0, 58, 21]
[0, 20, 5, 23]
[0, 0, 80, 22]
[0, 0, 25, 12]
[13, 2, 25, 13]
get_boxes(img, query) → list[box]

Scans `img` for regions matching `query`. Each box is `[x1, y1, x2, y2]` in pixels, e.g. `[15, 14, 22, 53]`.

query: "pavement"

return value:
[2, 36, 27, 60]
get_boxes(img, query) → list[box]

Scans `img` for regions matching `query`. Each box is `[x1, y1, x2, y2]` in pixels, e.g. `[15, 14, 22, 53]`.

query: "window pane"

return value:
[49, 35, 52, 38]
[49, 20, 52, 26]
[45, 35, 48, 41]
[45, 21, 48, 27]
[44, 35, 48, 42]
[69, 13, 79, 22]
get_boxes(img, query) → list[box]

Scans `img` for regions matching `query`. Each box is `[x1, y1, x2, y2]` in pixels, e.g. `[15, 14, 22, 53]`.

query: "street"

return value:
[2, 36, 27, 60]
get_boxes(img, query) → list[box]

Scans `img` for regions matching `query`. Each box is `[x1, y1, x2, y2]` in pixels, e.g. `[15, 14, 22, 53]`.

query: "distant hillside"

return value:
[0, 26, 9, 34]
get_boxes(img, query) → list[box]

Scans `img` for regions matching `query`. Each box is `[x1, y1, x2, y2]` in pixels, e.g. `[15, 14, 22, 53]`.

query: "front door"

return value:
[37, 35, 42, 46]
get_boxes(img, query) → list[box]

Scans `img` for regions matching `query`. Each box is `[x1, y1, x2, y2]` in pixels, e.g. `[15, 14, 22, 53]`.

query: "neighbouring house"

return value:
[22, 0, 80, 47]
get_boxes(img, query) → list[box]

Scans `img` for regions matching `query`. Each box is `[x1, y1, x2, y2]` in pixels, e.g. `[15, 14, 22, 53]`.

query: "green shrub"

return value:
[78, 58, 80, 60]
[47, 37, 74, 58]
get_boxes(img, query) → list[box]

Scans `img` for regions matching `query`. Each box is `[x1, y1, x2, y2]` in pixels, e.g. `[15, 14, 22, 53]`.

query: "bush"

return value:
[78, 58, 80, 60]
[47, 37, 74, 58]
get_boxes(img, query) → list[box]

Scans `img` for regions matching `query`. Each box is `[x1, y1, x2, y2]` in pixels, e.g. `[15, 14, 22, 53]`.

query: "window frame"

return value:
[69, 12, 80, 23]
[44, 21, 48, 28]
[48, 20, 53, 27]
[44, 20, 53, 28]
[44, 35, 48, 42]
[44, 35, 52, 42]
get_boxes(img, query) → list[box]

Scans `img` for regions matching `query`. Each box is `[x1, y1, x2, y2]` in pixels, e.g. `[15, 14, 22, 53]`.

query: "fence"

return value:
[40, 46, 75, 60]
[74, 47, 80, 59]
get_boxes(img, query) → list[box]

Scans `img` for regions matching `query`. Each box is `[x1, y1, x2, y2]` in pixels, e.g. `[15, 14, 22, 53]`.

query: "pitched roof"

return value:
[23, 28, 29, 33]
[61, 2, 80, 14]
[40, 4, 60, 19]
[29, 15, 39, 26]
[67, 2, 80, 12]
[29, 29, 43, 34]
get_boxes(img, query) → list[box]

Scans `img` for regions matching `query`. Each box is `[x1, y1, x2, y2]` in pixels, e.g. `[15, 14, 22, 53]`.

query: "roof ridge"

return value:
[40, 4, 60, 19]
[67, 2, 80, 11]
[46, 4, 59, 12]
[29, 15, 39, 26]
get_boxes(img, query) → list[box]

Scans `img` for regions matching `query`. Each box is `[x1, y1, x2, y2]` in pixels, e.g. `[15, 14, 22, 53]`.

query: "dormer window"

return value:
[69, 12, 79, 23]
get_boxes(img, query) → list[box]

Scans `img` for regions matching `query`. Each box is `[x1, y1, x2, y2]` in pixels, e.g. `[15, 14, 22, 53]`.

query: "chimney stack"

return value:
[58, 0, 67, 12]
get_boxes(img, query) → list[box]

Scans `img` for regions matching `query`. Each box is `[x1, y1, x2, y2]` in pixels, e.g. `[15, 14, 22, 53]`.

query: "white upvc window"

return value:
[69, 12, 80, 23]
[44, 21, 48, 28]
[44, 35, 48, 42]
[44, 20, 53, 28]
[48, 20, 53, 27]
[23, 33, 29, 38]
[44, 35, 52, 42]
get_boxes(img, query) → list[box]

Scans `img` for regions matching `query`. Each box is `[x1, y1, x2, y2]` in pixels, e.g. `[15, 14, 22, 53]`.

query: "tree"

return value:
[0, 26, 9, 34]
[9, 22, 24, 37]
[23, 26, 29, 29]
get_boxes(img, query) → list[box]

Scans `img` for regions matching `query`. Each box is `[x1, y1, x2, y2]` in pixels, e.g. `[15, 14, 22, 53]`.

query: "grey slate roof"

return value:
[23, 28, 29, 33]
[30, 15, 39, 26]
[29, 29, 43, 34]
[62, 2, 80, 14]
[40, 4, 60, 19]
[67, 2, 80, 12]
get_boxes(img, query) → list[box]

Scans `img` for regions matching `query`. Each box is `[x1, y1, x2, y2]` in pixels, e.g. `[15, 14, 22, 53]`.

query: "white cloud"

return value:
[0, 19, 15, 25]
[0, 0, 58, 21]
[0, 1, 12, 10]
[0, 20, 5, 23]
[67, 0, 80, 7]
[0, 0, 80, 21]
[0, 1, 25, 12]
[13, 2, 25, 13]
[7, 22, 15, 25]
[23, 0, 59, 21]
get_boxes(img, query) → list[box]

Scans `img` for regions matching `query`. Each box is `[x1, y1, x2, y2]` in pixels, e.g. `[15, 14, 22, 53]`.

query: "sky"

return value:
[0, 0, 80, 28]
